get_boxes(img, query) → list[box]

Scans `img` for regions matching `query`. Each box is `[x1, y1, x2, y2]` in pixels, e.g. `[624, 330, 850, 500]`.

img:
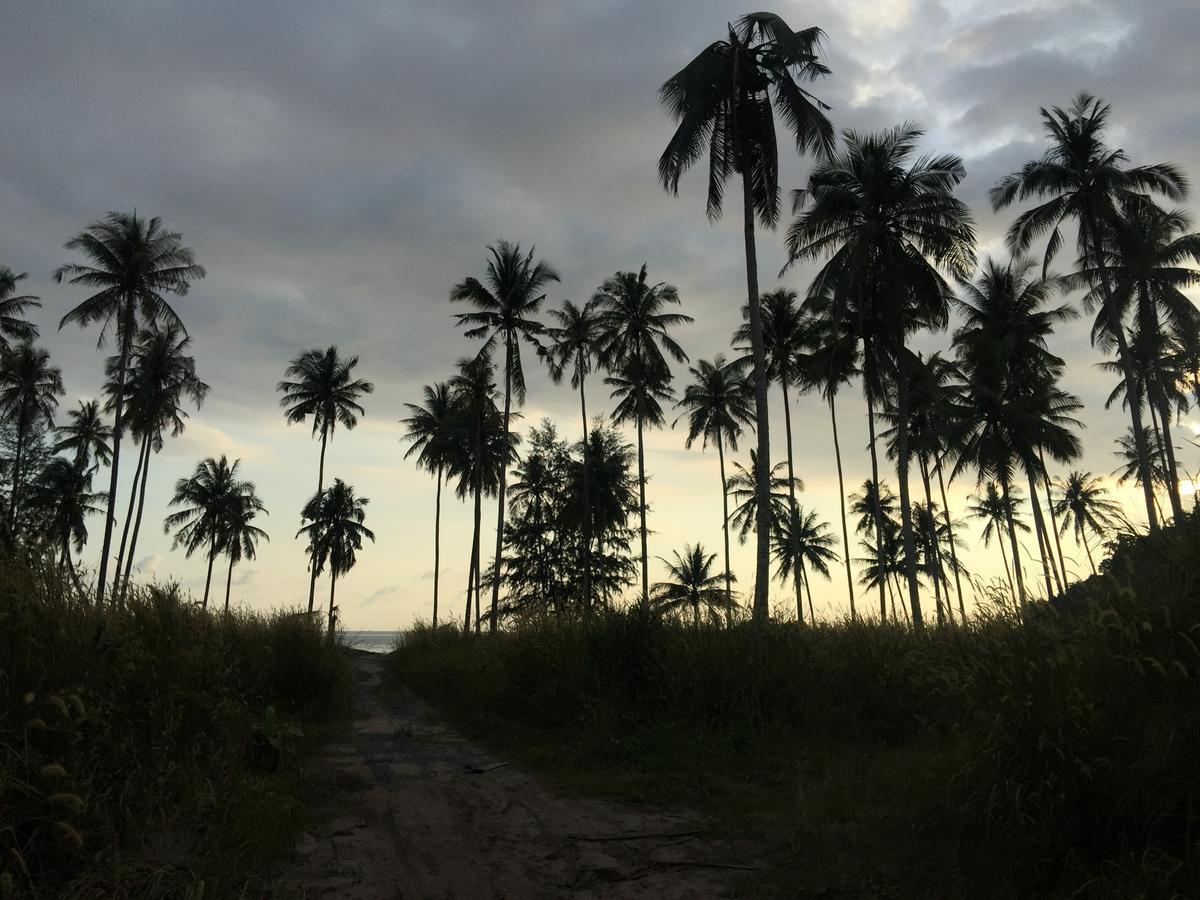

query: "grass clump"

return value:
[390, 514, 1200, 898]
[0, 559, 350, 898]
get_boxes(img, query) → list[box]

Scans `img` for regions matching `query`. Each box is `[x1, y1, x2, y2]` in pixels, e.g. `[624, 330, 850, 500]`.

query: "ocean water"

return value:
[342, 630, 405, 654]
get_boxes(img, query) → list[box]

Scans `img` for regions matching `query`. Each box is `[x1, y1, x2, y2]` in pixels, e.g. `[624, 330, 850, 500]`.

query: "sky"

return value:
[1, 0, 1197, 629]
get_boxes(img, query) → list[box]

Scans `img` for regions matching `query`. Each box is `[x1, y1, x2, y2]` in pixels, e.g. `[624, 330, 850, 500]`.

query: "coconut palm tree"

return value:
[1053, 471, 1123, 576]
[784, 123, 976, 629]
[651, 544, 730, 627]
[164, 456, 254, 611]
[277, 346, 373, 611]
[401, 382, 456, 628]
[0, 342, 64, 533]
[53, 400, 112, 471]
[771, 505, 838, 624]
[991, 94, 1188, 530]
[660, 12, 834, 622]
[543, 297, 604, 609]
[727, 448, 798, 545]
[0, 266, 41, 351]
[54, 212, 204, 607]
[451, 241, 558, 632]
[967, 481, 1029, 603]
[28, 457, 105, 594]
[298, 479, 375, 640]
[1111, 426, 1171, 521]
[221, 489, 269, 611]
[675, 354, 754, 616]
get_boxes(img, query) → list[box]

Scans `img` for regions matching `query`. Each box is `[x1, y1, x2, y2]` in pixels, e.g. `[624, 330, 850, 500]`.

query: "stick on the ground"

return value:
[568, 830, 703, 843]
[466, 761, 510, 774]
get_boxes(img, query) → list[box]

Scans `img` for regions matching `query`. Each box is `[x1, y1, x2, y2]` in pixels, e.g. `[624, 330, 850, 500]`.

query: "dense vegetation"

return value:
[0, 561, 349, 898]
[391, 511, 1200, 897]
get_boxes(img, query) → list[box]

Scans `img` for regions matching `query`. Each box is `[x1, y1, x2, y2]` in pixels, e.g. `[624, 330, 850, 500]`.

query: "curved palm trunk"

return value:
[1025, 468, 1057, 598]
[463, 408, 483, 636]
[488, 338, 514, 634]
[934, 457, 967, 621]
[1037, 449, 1069, 588]
[327, 572, 337, 642]
[781, 378, 802, 624]
[996, 529, 1016, 604]
[803, 564, 815, 624]
[95, 299, 134, 610]
[635, 413, 649, 607]
[918, 454, 946, 627]
[829, 395, 856, 620]
[1152, 388, 1185, 520]
[1080, 528, 1097, 575]
[893, 371, 924, 630]
[432, 464, 442, 628]
[119, 439, 154, 602]
[112, 438, 147, 600]
[224, 554, 235, 612]
[740, 172, 772, 624]
[201, 534, 217, 612]
[716, 427, 733, 627]
[865, 386, 887, 621]
[1000, 477, 1027, 606]
[307, 426, 329, 613]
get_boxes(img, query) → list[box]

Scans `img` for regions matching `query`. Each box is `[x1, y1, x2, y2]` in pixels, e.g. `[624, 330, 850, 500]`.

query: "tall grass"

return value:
[391, 513, 1200, 897]
[0, 559, 349, 898]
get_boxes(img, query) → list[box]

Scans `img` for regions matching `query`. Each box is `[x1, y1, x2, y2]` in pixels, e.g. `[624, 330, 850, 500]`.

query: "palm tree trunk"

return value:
[579, 366, 593, 613]
[893, 368, 924, 630]
[1026, 468, 1057, 598]
[307, 426, 329, 613]
[803, 564, 815, 625]
[934, 456, 967, 621]
[488, 337, 514, 634]
[224, 554, 235, 612]
[716, 427, 733, 626]
[327, 572, 337, 642]
[65, 545, 87, 602]
[1081, 528, 1097, 575]
[202, 535, 216, 611]
[95, 298, 134, 610]
[1000, 477, 1026, 605]
[1153, 388, 1185, 520]
[829, 395, 856, 620]
[781, 378, 802, 623]
[636, 413, 649, 607]
[918, 454, 946, 627]
[432, 464, 442, 628]
[8, 412, 26, 534]
[464, 408, 483, 636]
[740, 172, 772, 624]
[1037, 450, 1069, 588]
[119, 438, 153, 602]
[865, 385, 887, 621]
[996, 529, 1016, 604]
[112, 437, 146, 600]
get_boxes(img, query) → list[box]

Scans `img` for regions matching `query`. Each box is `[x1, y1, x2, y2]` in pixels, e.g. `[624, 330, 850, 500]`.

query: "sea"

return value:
[341, 630, 406, 654]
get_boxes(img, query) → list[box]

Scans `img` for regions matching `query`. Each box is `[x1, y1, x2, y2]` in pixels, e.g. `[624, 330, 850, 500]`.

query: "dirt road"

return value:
[272, 652, 747, 899]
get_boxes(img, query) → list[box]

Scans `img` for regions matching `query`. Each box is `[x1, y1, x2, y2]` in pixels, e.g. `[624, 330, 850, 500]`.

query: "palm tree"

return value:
[221, 489, 269, 611]
[991, 93, 1188, 530]
[298, 479, 375, 640]
[606, 354, 676, 606]
[277, 346, 374, 612]
[1111, 426, 1171, 521]
[53, 400, 112, 471]
[0, 266, 41, 351]
[111, 326, 207, 600]
[164, 455, 253, 611]
[543, 297, 604, 610]
[675, 355, 754, 617]
[967, 482, 1030, 603]
[595, 266, 691, 605]
[0, 342, 65, 533]
[651, 544, 730, 627]
[660, 12, 835, 622]
[452, 241, 558, 632]
[771, 505, 838, 624]
[28, 458, 105, 594]
[849, 479, 900, 620]
[727, 449, 798, 544]
[1053, 471, 1123, 575]
[785, 124, 976, 629]
[54, 212, 204, 608]
[401, 382, 456, 628]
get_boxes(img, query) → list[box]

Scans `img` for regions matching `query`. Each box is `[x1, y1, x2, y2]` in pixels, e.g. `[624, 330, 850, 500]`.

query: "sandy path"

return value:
[272, 652, 747, 899]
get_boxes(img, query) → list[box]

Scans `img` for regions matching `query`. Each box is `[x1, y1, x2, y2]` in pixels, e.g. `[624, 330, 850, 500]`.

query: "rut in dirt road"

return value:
[272, 651, 751, 899]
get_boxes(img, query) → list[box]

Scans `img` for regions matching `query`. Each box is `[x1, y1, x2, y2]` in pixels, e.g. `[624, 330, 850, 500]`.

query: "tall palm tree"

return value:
[0, 342, 65, 533]
[543, 297, 604, 610]
[675, 354, 754, 616]
[28, 458, 105, 593]
[1053, 471, 1123, 576]
[606, 354, 675, 606]
[727, 449, 798, 544]
[221, 489, 269, 611]
[771, 505, 838, 624]
[991, 93, 1188, 530]
[785, 124, 976, 629]
[401, 382, 456, 628]
[111, 326, 207, 600]
[660, 13, 835, 621]
[53, 400, 112, 471]
[967, 482, 1029, 603]
[0, 266, 41, 351]
[298, 479, 375, 640]
[452, 241, 558, 632]
[595, 266, 691, 605]
[651, 544, 730, 627]
[164, 455, 253, 611]
[277, 346, 374, 612]
[1111, 426, 1170, 521]
[55, 212, 204, 608]
[849, 478, 900, 620]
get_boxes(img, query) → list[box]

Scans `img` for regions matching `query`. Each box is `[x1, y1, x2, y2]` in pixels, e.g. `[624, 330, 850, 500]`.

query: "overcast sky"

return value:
[2, 0, 1197, 628]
